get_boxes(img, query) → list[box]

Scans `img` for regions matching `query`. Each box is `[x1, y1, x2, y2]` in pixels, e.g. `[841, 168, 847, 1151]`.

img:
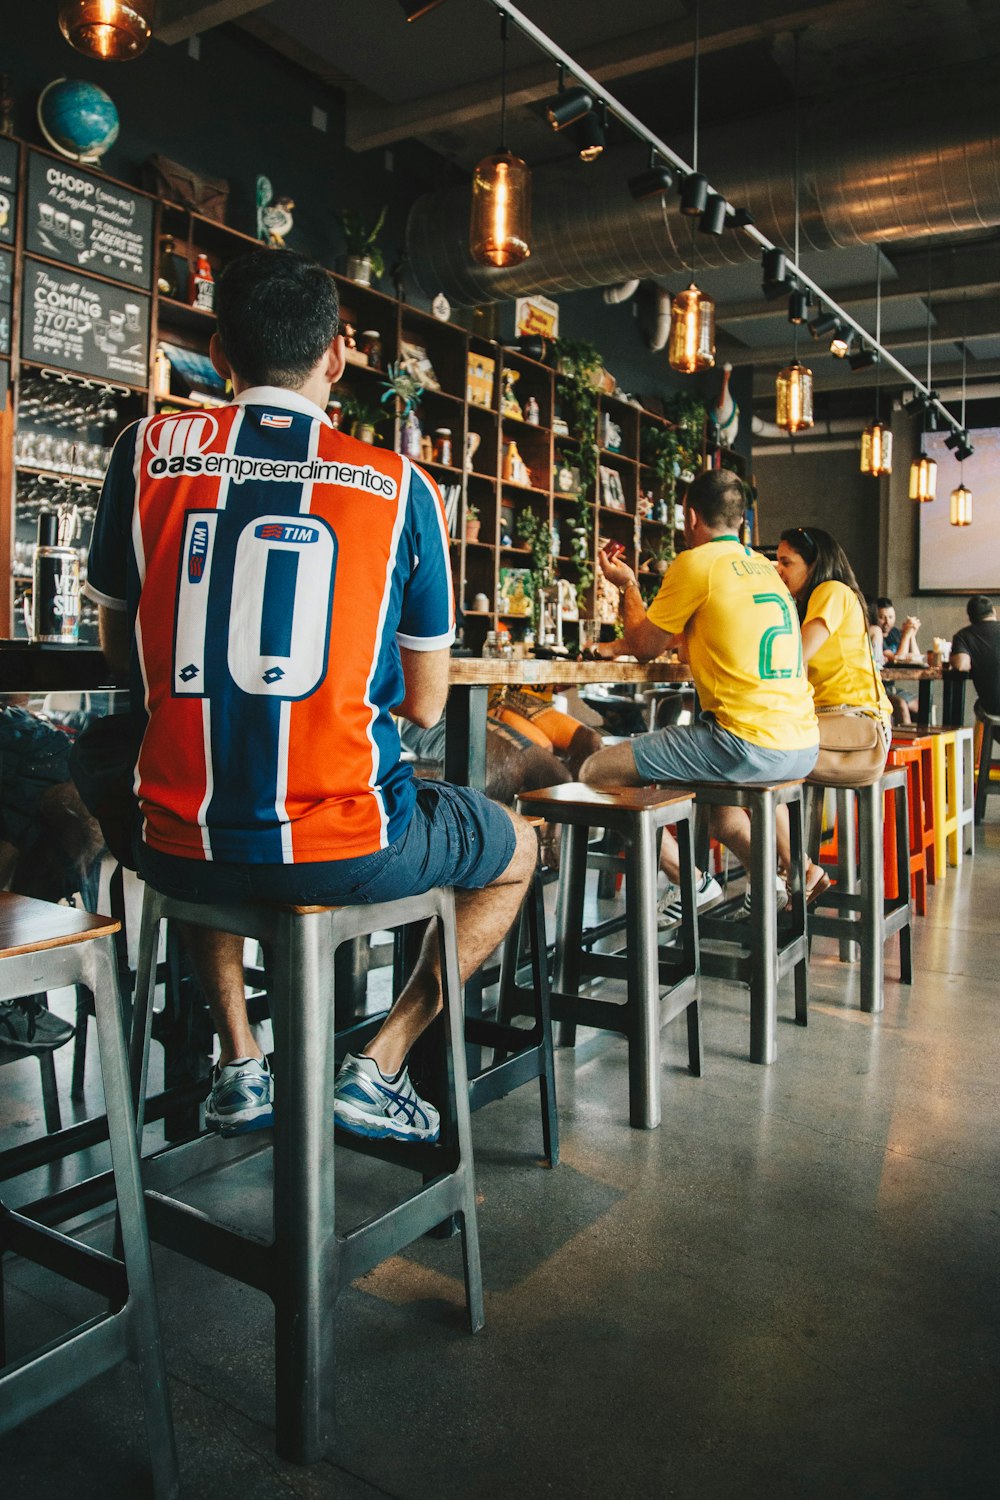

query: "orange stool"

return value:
[891, 730, 938, 886]
[885, 743, 928, 916]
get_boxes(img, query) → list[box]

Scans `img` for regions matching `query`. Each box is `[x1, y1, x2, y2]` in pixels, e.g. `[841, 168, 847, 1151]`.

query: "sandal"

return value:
[805, 863, 832, 905]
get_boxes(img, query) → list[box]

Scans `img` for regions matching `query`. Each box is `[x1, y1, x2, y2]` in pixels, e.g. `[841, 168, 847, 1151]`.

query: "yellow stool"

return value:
[928, 730, 960, 878]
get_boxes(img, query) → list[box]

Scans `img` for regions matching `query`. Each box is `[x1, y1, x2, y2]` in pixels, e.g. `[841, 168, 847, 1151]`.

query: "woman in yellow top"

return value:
[775, 525, 893, 894]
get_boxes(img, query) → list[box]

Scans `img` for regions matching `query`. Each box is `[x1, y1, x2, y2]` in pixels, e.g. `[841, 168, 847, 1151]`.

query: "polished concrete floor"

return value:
[1, 827, 998, 1499]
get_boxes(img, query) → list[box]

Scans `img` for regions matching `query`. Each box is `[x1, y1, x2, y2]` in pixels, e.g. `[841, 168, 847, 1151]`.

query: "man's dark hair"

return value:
[967, 594, 996, 622]
[876, 596, 894, 611]
[779, 526, 867, 623]
[685, 469, 745, 531]
[215, 250, 339, 387]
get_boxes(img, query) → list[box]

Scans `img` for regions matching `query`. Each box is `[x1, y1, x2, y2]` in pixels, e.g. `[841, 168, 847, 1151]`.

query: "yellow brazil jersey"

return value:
[645, 536, 818, 751]
[804, 580, 892, 717]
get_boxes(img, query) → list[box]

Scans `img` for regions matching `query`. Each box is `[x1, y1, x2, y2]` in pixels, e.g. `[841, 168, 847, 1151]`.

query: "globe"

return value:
[37, 78, 120, 164]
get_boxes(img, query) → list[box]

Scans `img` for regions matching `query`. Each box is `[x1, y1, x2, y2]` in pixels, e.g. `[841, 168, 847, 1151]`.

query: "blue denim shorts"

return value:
[631, 713, 819, 786]
[137, 780, 518, 908]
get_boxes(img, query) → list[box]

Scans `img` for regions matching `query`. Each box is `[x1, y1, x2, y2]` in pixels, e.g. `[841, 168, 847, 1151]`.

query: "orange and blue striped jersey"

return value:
[86, 388, 455, 864]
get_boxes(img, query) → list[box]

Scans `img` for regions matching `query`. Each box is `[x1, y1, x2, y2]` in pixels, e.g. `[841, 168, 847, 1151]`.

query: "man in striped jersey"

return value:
[86, 250, 536, 1143]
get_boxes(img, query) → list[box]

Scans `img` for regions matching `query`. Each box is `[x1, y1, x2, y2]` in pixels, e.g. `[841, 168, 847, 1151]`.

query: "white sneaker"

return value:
[740, 875, 789, 917]
[334, 1053, 440, 1143]
[658, 872, 723, 927]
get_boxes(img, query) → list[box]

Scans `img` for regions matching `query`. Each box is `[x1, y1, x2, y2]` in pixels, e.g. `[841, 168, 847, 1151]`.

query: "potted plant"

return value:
[640, 424, 683, 502]
[645, 534, 675, 574]
[465, 504, 481, 542]
[340, 394, 383, 443]
[336, 205, 387, 287]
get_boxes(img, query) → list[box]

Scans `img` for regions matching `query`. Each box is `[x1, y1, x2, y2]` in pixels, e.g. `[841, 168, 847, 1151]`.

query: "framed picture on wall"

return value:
[600, 465, 626, 511]
[917, 428, 1000, 591]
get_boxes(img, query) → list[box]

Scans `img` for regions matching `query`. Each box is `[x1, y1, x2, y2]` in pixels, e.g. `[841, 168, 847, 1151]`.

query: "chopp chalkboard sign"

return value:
[0, 138, 17, 246]
[22, 259, 149, 384]
[0, 247, 12, 303]
[26, 152, 152, 290]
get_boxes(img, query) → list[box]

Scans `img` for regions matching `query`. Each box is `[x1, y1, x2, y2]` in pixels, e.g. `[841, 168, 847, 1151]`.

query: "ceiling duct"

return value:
[406, 63, 1000, 306]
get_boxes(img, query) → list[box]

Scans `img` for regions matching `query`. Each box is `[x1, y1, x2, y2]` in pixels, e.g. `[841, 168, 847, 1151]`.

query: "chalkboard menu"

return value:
[0, 247, 11, 356]
[25, 152, 153, 290]
[0, 138, 17, 246]
[22, 259, 150, 384]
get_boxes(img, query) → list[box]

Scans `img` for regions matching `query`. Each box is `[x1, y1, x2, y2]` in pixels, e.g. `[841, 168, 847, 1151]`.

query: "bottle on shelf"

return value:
[157, 234, 180, 298]
[187, 253, 215, 311]
[153, 344, 172, 397]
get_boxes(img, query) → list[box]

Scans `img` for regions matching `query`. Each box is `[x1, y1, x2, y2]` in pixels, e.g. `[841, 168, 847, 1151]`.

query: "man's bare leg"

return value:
[581, 745, 708, 883]
[364, 810, 537, 1076]
[179, 925, 259, 1066]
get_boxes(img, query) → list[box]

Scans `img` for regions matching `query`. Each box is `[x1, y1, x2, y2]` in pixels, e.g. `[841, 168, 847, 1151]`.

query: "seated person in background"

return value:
[776, 528, 893, 894]
[877, 595, 920, 724]
[866, 598, 885, 667]
[583, 470, 819, 912]
[83, 248, 537, 1144]
[951, 595, 1000, 719]
[488, 685, 602, 779]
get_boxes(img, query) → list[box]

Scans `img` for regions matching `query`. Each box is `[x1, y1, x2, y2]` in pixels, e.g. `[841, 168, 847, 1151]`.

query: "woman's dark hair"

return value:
[779, 526, 867, 622]
[215, 250, 340, 387]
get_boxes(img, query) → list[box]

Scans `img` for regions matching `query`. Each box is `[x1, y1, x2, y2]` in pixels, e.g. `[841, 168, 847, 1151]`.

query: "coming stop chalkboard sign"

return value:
[21, 259, 149, 384]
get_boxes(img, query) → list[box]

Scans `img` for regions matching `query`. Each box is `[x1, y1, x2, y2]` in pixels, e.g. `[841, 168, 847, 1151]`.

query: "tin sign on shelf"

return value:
[515, 294, 559, 341]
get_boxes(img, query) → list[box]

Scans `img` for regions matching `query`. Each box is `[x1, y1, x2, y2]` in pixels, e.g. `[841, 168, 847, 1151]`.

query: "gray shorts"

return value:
[630, 713, 819, 786]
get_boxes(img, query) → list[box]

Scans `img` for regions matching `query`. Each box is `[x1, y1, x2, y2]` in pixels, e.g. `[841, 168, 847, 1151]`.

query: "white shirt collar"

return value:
[234, 385, 332, 427]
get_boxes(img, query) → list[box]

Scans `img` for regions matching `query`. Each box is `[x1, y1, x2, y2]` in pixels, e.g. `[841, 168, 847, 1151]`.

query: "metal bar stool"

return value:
[689, 780, 809, 1066]
[973, 707, 1000, 824]
[129, 883, 483, 1465]
[516, 783, 700, 1131]
[806, 769, 913, 1013]
[0, 893, 178, 1500]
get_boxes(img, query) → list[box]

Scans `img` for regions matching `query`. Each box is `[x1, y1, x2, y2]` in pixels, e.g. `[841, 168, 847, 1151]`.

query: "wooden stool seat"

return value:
[0, 891, 119, 958]
[518, 782, 696, 815]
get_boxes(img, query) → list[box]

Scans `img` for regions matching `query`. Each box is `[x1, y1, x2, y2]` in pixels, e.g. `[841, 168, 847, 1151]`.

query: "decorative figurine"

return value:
[500, 367, 523, 420]
[256, 177, 296, 248]
[503, 440, 530, 486]
[432, 292, 451, 321]
[711, 361, 739, 448]
[524, 395, 540, 425]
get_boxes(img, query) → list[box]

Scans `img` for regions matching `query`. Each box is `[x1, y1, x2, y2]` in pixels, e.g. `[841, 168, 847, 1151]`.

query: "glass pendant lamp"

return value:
[470, 14, 531, 269]
[909, 253, 938, 501]
[776, 362, 814, 432]
[860, 421, 893, 476]
[58, 1, 152, 60]
[668, 283, 715, 373]
[950, 482, 972, 526]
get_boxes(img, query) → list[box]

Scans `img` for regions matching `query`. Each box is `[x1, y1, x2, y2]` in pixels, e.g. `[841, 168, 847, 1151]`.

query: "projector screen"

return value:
[918, 427, 1000, 592]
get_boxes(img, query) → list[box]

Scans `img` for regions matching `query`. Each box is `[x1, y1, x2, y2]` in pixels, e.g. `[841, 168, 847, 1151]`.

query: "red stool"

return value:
[886, 743, 928, 916]
[891, 731, 938, 887]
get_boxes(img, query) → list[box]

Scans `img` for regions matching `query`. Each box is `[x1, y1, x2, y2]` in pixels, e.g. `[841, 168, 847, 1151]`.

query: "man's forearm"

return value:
[619, 580, 677, 661]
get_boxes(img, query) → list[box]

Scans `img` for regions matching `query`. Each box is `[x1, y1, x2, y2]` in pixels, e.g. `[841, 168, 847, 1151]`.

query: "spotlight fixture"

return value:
[668, 283, 715, 374]
[679, 172, 709, 216]
[398, 0, 447, 18]
[944, 429, 961, 452]
[470, 15, 531, 269]
[829, 325, 850, 357]
[950, 483, 972, 526]
[628, 156, 675, 202]
[775, 362, 814, 433]
[698, 193, 729, 235]
[955, 435, 975, 463]
[849, 346, 878, 372]
[573, 105, 605, 162]
[58, 0, 152, 60]
[788, 289, 811, 324]
[762, 247, 790, 301]
[809, 311, 839, 339]
[909, 253, 938, 503]
[727, 206, 755, 229]
[545, 84, 593, 132]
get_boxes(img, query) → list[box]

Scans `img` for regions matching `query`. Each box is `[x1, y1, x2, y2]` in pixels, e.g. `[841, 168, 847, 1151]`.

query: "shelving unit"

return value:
[0, 135, 744, 652]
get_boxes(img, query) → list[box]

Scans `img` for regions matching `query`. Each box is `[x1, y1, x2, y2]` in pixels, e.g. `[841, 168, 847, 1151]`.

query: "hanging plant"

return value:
[640, 424, 683, 499]
[553, 338, 604, 609]
[664, 391, 708, 475]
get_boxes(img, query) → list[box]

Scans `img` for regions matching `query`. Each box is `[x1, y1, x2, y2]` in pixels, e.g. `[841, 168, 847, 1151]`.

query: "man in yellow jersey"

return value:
[581, 470, 819, 902]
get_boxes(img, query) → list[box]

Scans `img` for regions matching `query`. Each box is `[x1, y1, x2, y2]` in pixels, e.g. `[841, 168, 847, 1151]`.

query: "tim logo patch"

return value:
[187, 521, 210, 580]
[255, 522, 319, 544]
[260, 413, 293, 429]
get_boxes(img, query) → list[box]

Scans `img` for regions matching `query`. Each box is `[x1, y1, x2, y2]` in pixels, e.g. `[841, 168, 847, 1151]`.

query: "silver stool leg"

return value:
[624, 810, 662, 1129]
[272, 908, 337, 1464]
[749, 787, 779, 1064]
[554, 823, 588, 1049]
[86, 933, 180, 1500]
[858, 783, 885, 1013]
[836, 788, 859, 962]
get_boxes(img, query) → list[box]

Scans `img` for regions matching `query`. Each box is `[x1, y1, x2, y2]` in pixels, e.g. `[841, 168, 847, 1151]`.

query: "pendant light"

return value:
[908, 251, 938, 502]
[775, 32, 813, 432]
[668, 0, 715, 373]
[861, 246, 892, 475]
[469, 14, 531, 269]
[950, 300, 972, 526]
[58, 0, 152, 60]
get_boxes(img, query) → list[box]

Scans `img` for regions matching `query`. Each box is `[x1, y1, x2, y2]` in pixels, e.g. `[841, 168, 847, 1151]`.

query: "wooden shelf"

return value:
[15, 464, 104, 489]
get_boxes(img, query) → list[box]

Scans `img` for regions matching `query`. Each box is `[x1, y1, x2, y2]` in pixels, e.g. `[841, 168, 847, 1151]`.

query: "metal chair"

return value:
[516, 783, 700, 1130]
[129, 882, 482, 1465]
[0, 893, 178, 1500]
[973, 706, 1000, 825]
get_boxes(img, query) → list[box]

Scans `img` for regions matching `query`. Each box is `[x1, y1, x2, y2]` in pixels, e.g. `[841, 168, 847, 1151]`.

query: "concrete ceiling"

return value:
[159, 0, 1000, 403]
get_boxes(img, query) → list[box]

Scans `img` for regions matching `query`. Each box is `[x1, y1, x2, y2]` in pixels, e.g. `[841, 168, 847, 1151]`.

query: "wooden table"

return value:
[445, 657, 693, 789]
[882, 663, 969, 726]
